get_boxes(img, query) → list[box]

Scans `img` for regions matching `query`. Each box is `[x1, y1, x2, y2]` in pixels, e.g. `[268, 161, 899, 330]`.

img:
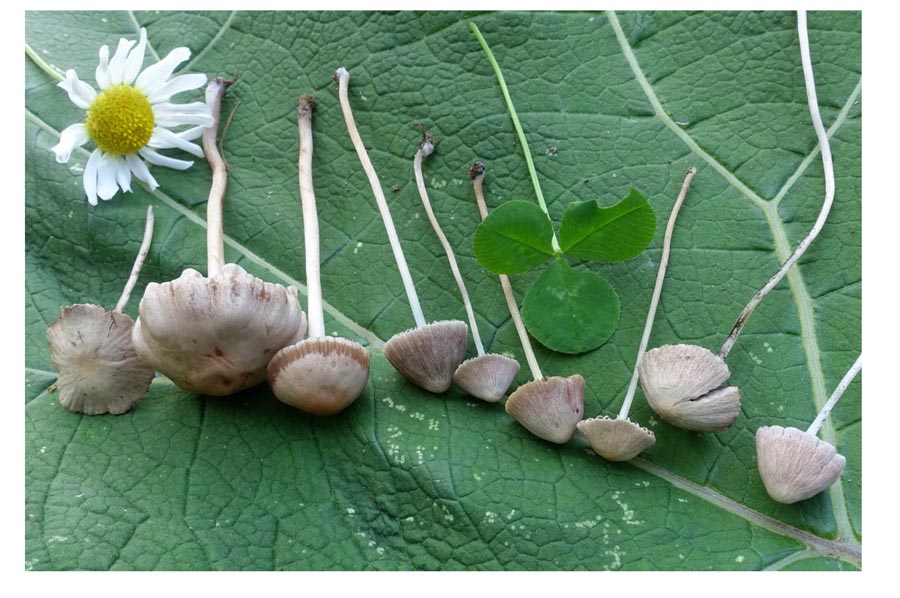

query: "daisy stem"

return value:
[335, 67, 426, 329]
[414, 129, 485, 356]
[202, 77, 234, 278]
[114, 205, 154, 313]
[619, 168, 696, 420]
[470, 163, 543, 381]
[297, 95, 325, 339]
[807, 354, 861, 437]
[718, 10, 836, 360]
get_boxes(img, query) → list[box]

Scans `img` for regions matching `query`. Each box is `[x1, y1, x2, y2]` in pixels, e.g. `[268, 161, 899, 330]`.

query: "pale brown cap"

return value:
[132, 264, 307, 396]
[383, 320, 468, 393]
[638, 344, 741, 432]
[756, 425, 846, 504]
[505, 374, 584, 444]
[452, 353, 520, 402]
[577, 416, 655, 462]
[46, 304, 155, 415]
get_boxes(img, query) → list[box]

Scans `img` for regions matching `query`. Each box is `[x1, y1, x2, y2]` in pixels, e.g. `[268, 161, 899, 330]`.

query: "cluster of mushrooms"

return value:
[46, 12, 858, 507]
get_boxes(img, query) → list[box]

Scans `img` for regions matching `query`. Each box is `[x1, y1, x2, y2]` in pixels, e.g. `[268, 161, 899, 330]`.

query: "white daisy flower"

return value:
[51, 27, 214, 206]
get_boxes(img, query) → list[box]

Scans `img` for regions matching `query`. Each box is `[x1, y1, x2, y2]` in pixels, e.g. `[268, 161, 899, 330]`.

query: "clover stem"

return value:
[335, 67, 426, 328]
[807, 354, 861, 437]
[718, 10, 836, 360]
[114, 205, 154, 313]
[470, 164, 543, 381]
[297, 95, 325, 339]
[469, 22, 560, 253]
[202, 77, 234, 278]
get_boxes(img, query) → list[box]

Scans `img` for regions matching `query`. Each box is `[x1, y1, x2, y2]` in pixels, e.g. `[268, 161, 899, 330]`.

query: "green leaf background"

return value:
[25, 11, 861, 570]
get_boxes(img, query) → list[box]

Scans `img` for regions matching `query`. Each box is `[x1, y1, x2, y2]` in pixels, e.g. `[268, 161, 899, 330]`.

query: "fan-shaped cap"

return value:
[383, 320, 468, 393]
[46, 304, 155, 415]
[577, 416, 656, 462]
[505, 375, 584, 444]
[638, 344, 741, 432]
[452, 353, 520, 402]
[268, 336, 370, 415]
[132, 264, 307, 396]
[756, 425, 846, 504]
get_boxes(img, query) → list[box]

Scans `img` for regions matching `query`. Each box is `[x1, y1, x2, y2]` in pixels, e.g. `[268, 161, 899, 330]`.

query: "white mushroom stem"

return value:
[619, 168, 696, 420]
[471, 164, 543, 381]
[335, 67, 426, 328]
[297, 95, 325, 339]
[203, 77, 233, 279]
[718, 10, 836, 360]
[114, 205, 154, 313]
[414, 136, 484, 355]
[807, 354, 861, 437]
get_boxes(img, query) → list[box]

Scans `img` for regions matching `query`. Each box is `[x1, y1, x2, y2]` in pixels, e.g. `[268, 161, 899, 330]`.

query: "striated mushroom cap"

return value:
[46, 304, 155, 415]
[383, 320, 468, 393]
[577, 416, 656, 462]
[452, 353, 520, 402]
[638, 344, 741, 432]
[505, 374, 584, 444]
[268, 336, 370, 415]
[132, 264, 307, 396]
[755, 425, 846, 504]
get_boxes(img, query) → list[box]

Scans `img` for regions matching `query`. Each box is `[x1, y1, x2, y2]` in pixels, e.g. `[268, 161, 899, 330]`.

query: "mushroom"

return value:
[334, 67, 467, 393]
[132, 77, 307, 396]
[266, 95, 370, 415]
[46, 206, 156, 415]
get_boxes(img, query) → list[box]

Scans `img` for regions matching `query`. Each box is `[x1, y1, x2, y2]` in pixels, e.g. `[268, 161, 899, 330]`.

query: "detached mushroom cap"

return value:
[577, 416, 656, 462]
[505, 374, 585, 444]
[756, 425, 846, 504]
[638, 344, 741, 432]
[268, 336, 370, 415]
[46, 304, 155, 415]
[383, 320, 468, 393]
[132, 264, 307, 396]
[452, 353, 521, 402]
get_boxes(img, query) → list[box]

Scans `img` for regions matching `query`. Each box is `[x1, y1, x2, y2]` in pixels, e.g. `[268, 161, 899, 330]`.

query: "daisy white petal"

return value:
[108, 38, 137, 85]
[126, 153, 159, 191]
[177, 126, 206, 141]
[95, 45, 111, 89]
[96, 153, 120, 201]
[113, 156, 133, 193]
[139, 147, 194, 170]
[52, 123, 89, 163]
[135, 47, 191, 95]
[149, 127, 205, 158]
[153, 101, 215, 128]
[83, 149, 102, 207]
[147, 73, 208, 104]
[58, 70, 97, 109]
[123, 28, 148, 85]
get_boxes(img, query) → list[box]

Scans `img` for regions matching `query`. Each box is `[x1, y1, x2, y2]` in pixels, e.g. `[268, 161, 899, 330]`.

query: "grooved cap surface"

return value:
[577, 416, 655, 461]
[384, 320, 468, 393]
[756, 425, 846, 504]
[453, 353, 520, 402]
[505, 375, 584, 444]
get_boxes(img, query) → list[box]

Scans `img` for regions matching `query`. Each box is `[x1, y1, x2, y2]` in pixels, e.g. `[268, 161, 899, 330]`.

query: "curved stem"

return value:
[470, 164, 543, 381]
[469, 22, 560, 252]
[619, 168, 696, 419]
[202, 77, 233, 278]
[114, 205, 154, 313]
[335, 67, 426, 328]
[807, 354, 861, 437]
[718, 10, 836, 359]
[297, 95, 324, 338]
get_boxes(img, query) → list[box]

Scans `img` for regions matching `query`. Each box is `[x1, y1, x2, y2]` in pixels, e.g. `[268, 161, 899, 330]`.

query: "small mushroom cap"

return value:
[46, 304, 155, 415]
[505, 374, 585, 444]
[383, 320, 468, 393]
[638, 344, 741, 432]
[577, 416, 656, 462]
[452, 353, 521, 402]
[133, 264, 307, 396]
[268, 336, 370, 416]
[756, 425, 846, 504]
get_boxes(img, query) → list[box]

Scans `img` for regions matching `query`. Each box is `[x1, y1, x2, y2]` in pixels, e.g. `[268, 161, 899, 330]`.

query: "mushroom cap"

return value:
[268, 336, 370, 416]
[383, 320, 468, 393]
[755, 425, 846, 504]
[452, 353, 521, 402]
[577, 416, 655, 462]
[46, 304, 155, 415]
[132, 264, 307, 396]
[505, 374, 585, 444]
[638, 344, 741, 432]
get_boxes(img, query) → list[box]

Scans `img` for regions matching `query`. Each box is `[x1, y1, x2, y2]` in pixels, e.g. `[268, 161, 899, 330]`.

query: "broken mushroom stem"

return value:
[114, 205, 155, 313]
[807, 353, 862, 436]
[202, 76, 236, 279]
[297, 95, 325, 338]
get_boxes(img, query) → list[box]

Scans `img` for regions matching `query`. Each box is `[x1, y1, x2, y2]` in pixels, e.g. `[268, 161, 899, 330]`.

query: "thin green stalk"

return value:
[25, 43, 64, 81]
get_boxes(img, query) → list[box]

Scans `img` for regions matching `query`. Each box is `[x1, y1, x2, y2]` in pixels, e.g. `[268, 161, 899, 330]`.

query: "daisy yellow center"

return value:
[85, 85, 155, 155]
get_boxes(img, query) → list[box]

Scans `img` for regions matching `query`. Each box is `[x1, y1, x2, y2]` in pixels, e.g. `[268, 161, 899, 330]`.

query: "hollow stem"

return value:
[297, 95, 325, 339]
[470, 163, 543, 381]
[335, 67, 426, 328]
[718, 11, 836, 359]
[619, 167, 696, 420]
[414, 133, 484, 355]
[469, 22, 560, 252]
[114, 205, 154, 313]
[807, 354, 861, 437]
[203, 76, 234, 278]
